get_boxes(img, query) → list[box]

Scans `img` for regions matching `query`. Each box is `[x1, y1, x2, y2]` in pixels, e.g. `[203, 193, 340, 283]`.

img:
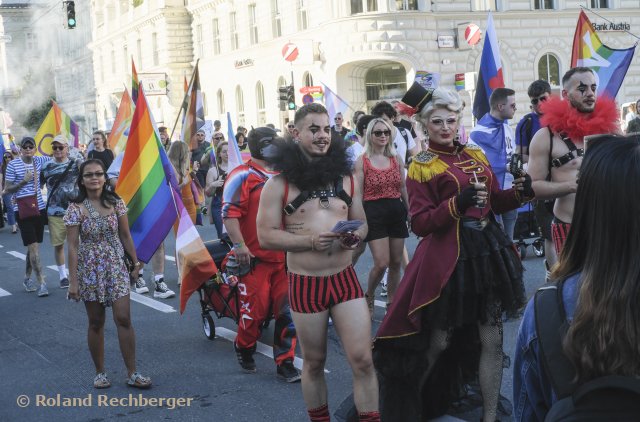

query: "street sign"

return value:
[465, 24, 481, 46]
[138, 73, 168, 95]
[302, 94, 314, 104]
[299, 85, 323, 95]
[0, 35, 12, 43]
[282, 43, 299, 62]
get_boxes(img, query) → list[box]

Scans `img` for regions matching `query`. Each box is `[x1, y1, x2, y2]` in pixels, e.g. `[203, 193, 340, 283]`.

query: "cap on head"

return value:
[20, 136, 36, 147]
[52, 135, 69, 146]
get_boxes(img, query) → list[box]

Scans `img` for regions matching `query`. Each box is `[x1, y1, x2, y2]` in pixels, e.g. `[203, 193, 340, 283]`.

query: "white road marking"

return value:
[7, 251, 176, 313]
[215, 326, 325, 373]
[130, 292, 177, 313]
[0, 244, 4, 248]
[165, 255, 175, 262]
[0, 287, 11, 297]
[375, 299, 386, 308]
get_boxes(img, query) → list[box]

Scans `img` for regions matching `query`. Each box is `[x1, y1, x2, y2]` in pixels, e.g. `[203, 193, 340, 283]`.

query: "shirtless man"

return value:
[257, 103, 380, 422]
[528, 67, 619, 255]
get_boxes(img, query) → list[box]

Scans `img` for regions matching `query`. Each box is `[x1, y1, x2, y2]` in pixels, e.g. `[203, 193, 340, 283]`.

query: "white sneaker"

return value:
[380, 270, 388, 297]
[154, 279, 175, 299]
[134, 278, 149, 294]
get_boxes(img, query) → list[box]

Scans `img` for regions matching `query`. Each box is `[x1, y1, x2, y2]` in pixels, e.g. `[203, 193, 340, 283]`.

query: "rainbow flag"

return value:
[132, 59, 140, 104]
[181, 63, 205, 149]
[175, 183, 218, 313]
[473, 12, 504, 120]
[183, 76, 189, 94]
[34, 101, 80, 156]
[115, 86, 178, 263]
[571, 11, 635, 99]
[107, 90, 135, 155]
[455, 73, 465, 91]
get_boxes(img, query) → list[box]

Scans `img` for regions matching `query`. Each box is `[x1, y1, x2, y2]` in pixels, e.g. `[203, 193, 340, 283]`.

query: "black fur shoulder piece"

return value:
[264, 138, 352, 191]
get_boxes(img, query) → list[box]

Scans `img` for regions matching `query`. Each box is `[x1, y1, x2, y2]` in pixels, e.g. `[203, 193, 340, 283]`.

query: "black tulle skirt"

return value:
[373, 220, 525, 421]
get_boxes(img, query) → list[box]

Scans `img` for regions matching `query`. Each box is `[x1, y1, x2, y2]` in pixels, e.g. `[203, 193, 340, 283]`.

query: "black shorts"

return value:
[363, 198, 409, 242]
[533, 200, 553, 240]
[16, 210, 47, 246]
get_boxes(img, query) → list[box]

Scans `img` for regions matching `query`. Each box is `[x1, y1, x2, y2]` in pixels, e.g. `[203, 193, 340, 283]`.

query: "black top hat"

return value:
[401, 82, 434, 112]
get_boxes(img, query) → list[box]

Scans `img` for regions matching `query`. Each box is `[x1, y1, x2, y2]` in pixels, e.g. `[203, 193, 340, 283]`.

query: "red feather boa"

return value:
[539, 96, 620, 142]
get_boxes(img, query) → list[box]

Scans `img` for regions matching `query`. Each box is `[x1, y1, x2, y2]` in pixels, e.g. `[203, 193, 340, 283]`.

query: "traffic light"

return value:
[278, 86, 288, 111]
[286, 85, 296, 111]
[64, 1, 76, 29]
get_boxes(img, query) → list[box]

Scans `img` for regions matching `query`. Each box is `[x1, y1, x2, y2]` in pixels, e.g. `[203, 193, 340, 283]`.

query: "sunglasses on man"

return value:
[531, 95, 549, 106]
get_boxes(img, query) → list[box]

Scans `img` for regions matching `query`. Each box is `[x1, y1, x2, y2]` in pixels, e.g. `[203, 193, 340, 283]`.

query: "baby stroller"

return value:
[197, 236, 237, 340]
[513, 202, 544, 259]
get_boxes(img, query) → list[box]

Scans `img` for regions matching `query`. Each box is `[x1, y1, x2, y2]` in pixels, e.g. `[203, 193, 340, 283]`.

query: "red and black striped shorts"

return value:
[288, 265, 364, 313]
[551, 218, 571, 256]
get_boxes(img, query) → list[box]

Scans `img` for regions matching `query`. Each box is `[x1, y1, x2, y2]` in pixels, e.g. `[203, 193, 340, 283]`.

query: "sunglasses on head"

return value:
[531, 96, 549, 106]
[372, 130, 391, 137]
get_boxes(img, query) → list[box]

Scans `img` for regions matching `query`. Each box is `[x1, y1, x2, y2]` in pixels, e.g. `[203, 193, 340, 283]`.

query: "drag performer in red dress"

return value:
[374, 84, 534, 421]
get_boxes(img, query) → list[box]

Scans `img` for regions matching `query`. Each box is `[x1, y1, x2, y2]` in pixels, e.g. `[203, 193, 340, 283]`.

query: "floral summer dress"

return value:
[64, 198, 130, 306]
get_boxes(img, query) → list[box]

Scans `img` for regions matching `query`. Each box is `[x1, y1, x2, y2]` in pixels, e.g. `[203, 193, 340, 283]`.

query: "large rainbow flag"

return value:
[107, 90, 135, 155]
[34, 101, 80, 156]
[181, 62, 205, 149]
[473, 12, 504, 120]
[116, 86, 178, 263]
[571, 11, 635, 99]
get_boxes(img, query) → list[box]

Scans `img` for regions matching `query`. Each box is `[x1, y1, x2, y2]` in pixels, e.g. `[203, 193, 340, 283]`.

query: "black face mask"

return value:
[249, 136, 273, 160]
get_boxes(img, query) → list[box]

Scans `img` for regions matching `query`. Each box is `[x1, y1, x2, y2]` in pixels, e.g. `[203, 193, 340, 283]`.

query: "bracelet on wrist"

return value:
[233, 241, 245, 249]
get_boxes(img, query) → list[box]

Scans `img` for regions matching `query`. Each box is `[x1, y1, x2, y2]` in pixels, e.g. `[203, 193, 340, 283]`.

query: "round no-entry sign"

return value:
[302, 94, 314, 104]
[282, 43, 299, 62]
[464, 24, 482, 46]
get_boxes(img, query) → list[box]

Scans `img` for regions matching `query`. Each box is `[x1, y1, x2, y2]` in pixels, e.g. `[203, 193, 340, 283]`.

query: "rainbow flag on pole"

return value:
[107, 90, 135, 155]
[34, 101, 80, 156]
[115, 86, 178, 263]
[131, 59, 140, 104]
[571, 11, 635, 99]
[181, 62, 205, 149]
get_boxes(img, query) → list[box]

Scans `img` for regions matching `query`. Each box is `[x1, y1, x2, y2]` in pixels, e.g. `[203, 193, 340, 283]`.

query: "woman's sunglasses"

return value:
[372, 130, 391, 137]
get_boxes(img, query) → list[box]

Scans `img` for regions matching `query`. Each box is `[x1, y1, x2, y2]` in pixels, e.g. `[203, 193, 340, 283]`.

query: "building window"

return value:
[365, 62, 407, 107]
[256, 82, 266, 125]
[195, 24, 203, 58]
[396, 0, 418, 10]
[249, 4, 259, 45]
[99, 53, 104, 83]
[123, 45, 128, 73]
[235, 85, 245, 126]
[590, 0, 609, 8]
[111, 50, 116, 74]
[297, 0, 308, 31]
[230, 12, 239, 50]
[538, 53, 560, 87]
[152, 33, 158, 66]
[534, 0, 555, 9]
[271, 0, 282, 38]
[351, 0, 378, 14]
[303, 72, 313, 87]
[212, 19, 221, 55]
[26, 33, 38, 51]
[217, 89, 225, 115]
[473, 0, 497, 10]
[137, 39, 142, 67]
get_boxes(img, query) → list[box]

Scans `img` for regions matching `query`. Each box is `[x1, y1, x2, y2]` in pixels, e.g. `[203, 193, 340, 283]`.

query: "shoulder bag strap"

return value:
[534, 279, 575, 398]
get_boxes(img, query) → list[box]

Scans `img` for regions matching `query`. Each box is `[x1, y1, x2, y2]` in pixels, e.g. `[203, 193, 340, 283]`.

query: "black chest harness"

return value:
[283, 176, 353, 216]
[549, 128, 584, 168]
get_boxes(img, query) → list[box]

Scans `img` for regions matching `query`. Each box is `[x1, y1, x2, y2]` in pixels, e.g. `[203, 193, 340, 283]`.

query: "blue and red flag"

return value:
[473, 12, 504, 120]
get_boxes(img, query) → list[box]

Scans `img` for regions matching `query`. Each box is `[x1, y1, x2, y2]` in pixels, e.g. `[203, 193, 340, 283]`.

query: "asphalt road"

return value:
[0, 222, 547, 422]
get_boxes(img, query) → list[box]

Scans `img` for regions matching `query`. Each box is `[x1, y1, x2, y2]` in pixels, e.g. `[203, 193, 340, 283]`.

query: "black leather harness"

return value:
[283, 177, 353, 216]
[550, 129, 584, 168]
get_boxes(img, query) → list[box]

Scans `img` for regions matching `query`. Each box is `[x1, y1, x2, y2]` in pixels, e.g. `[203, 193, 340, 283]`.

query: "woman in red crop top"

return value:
[354, 117, 409, 317]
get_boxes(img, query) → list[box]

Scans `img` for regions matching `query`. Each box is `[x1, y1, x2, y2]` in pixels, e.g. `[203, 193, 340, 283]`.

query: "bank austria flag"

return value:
[473, 12, 504, 120]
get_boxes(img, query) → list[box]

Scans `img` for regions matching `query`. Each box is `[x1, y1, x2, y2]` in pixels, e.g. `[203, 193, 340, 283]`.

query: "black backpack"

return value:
[535, 280, 640, 421]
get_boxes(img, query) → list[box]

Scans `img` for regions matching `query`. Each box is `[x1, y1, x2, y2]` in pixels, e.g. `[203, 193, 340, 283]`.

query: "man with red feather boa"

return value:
[527, 67, 620, 255]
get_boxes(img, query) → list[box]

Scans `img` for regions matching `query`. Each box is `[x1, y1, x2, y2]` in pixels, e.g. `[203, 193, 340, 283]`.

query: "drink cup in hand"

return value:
[475, 182, 487, 209]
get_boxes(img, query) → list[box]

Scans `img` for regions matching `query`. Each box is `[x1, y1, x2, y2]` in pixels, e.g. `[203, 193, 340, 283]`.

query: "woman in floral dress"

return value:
[65, 159, 151, 389]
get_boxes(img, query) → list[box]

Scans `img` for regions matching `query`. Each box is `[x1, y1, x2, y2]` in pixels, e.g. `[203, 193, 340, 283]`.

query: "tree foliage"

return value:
[22, 98, 54, 131]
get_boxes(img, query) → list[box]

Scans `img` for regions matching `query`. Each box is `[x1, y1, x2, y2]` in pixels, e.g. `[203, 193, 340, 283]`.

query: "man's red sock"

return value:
[307, 403, 330, 422]
[358, 410, 380, 422]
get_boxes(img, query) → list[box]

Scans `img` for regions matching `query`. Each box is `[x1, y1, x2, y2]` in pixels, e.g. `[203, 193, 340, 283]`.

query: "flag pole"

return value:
[170, 59, 200, 142]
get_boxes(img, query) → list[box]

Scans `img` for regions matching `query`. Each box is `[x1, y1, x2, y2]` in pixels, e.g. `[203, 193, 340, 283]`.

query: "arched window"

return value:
[364, 62, 407, 109]
[303, 72, 313, 87]
[217, 89, 225, 116]
[538, 53, 560, 87]
[256, 82, 266, 125]
[235, 85, 245, 127]
[277, 76, 287, 88]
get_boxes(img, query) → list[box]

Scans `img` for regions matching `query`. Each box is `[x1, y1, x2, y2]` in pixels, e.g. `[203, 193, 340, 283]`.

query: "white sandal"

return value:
[94, 372, 111, 389]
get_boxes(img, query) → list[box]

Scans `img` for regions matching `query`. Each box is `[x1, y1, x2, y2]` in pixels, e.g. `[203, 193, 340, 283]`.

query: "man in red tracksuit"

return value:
[222, 126, 300, 382]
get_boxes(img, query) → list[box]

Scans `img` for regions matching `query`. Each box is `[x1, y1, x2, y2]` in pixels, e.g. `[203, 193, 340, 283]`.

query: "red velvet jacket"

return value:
[376, 143, 524, 339]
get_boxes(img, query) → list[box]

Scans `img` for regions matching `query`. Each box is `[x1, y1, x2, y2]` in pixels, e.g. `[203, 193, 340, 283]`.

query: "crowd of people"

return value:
[1, 66, 639, 421]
